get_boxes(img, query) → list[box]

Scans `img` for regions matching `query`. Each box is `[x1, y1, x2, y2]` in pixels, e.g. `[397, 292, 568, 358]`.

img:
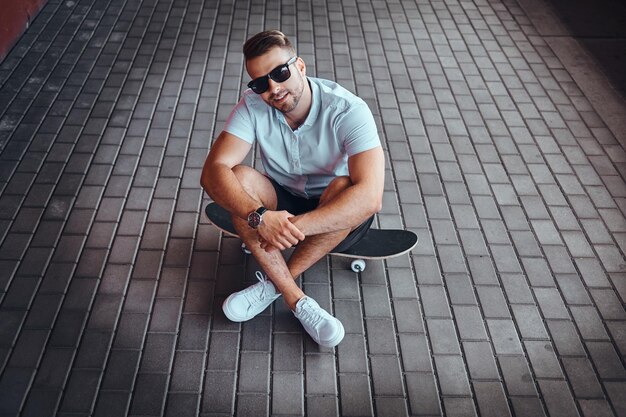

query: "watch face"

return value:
[248, 212, 262, 228]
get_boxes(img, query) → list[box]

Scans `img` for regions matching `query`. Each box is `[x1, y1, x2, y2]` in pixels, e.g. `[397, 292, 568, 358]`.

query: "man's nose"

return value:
[267, 78, 281, 93]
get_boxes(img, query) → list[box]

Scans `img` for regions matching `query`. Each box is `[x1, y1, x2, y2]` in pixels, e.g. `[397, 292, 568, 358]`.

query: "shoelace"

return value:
[296, 299, 324, 328]
[245, 271, 274, 307]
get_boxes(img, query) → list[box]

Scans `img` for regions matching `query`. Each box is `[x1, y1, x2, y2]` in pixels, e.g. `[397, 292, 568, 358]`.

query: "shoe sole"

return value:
[222, 293, 280, 322]
[222, 294, 245, 322]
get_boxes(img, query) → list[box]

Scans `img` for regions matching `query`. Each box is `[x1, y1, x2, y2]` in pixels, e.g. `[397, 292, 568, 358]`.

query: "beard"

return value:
[268, 73, 305, 114]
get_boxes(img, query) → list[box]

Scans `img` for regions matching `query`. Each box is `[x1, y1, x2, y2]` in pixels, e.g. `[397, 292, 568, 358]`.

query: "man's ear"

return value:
[297, 57, 306, 76]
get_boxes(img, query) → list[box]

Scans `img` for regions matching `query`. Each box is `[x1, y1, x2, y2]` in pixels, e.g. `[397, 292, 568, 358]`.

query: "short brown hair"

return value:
[243, 30, 295, 61]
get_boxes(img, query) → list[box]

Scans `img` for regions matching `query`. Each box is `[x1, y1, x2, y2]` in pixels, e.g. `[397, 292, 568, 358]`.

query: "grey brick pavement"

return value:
[0, 0, 625, 415]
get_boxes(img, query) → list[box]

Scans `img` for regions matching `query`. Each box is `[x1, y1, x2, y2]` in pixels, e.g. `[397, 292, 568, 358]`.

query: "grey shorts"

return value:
[269, 178, 374, 253]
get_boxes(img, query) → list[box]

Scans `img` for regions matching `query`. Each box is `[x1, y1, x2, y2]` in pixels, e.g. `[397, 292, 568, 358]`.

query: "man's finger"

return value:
[286, 223, 305, 240]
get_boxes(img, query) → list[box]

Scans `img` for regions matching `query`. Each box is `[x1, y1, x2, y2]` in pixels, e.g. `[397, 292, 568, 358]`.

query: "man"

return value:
[201, 30, 384, 348]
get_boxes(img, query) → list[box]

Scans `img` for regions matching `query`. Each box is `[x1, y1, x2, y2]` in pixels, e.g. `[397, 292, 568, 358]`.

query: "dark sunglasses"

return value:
[247, 56, 298, 94]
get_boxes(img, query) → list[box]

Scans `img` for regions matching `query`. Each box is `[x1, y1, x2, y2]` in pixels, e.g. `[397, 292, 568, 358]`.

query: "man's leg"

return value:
[286, 176, 355, 278]
[228, 165, 305, 309]
[223, 167, 347, 347]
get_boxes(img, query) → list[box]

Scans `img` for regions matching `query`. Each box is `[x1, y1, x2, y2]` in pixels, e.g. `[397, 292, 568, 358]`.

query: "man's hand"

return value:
[256, 210, 305, 250]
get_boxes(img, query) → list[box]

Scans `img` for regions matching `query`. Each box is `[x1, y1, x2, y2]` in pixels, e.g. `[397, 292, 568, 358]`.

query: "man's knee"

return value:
[231, 164, 258, 183]
[232, 164, 268, 190]
[231, 165, 277, 208]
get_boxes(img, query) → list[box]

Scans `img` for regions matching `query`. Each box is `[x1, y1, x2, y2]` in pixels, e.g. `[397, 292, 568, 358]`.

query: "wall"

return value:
[0, 0, 48, 62]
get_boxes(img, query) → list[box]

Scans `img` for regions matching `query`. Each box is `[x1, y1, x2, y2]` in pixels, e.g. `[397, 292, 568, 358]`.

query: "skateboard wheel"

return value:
[351, 259, 366, 272]
[241, 243, 251, 255]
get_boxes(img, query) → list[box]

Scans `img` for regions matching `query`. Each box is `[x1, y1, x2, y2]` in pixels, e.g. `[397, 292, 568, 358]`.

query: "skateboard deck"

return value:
[205, 202, 418, 260]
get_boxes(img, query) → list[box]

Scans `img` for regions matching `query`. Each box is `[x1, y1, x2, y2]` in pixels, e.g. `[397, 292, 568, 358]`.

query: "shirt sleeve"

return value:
[223, 97, 256, 144]
[338, 101, 381, 156]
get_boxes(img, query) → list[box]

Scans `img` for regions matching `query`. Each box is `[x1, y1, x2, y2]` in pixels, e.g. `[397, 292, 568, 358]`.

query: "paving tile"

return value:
[498, 355, 538, 396]
[524, 341, 564, 378]
[606, 321, 626, 357]
[113, 306, 150, 347]
[578, 399, 616, 417]
[490, 244, 523, 273]
[473, 381, 513, 417]
[8, 328, 49, 368]
[75, 248, 109, 279]
[333, 265, 358, 300]
[23, 292, 63, 329]
[453, 306, 488, 340]
[561, 357, 605, 399]
[202, 371, 236, 415]
[140, 332, 176, 374]
[393, 298, 423, 333]
[338, 373, 373, 417]
[510, 397, 546, 417]
[487, 319, 524, 354]
[586, 341, 626, 379]
[334, 300, 364, 334]
[272, 373, 304, 416]
[534, 287, 570, 319]
[553, 273, 593, 305]
[0, 367, 36, 416]
[387, 267, 419, 298]
[164, 393, 200, 417]
[238, 351, 270, 393]
[374, 397, 409, 417]
[420, 285, 452, 318]
[433, 355, 471, 396]
[537, 380, 580, 417]
[100, 349, 140, 391]
[369, 355, 404, 397]
[129, 372, 168, 416]
[575, 258, 612, 287]
[511, 304, 550, 339]
[445, 273, 478, 305]
[0, 233, 32, 261]
[59, 369, 101, 413]
[20, 388, 63, 417]
[570, 306, 610, 340]
[476, 286, 511, 318]
[305, 394, 338, 417]
[305, 354, 337, 395]
[589, 288, 626, 320]
[501, 205, 531, 231]
[443, 397, 478, 417]
[73, 330, 113, 370]
[413, 255, 443, 285]
[397, 333, 432, 374]
[147, 297, 181, 333]
[404, 372, 440, 415]
[604, 382, 626, 417]
[365, 318, 398, 355]
[467, 255, 499, 285]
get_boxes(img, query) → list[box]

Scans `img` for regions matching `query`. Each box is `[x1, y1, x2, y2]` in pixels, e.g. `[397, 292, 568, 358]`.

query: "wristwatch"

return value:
[247, 206, 267, 229]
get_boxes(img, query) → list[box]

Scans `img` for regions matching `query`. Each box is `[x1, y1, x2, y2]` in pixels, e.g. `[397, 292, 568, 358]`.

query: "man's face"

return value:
[246, 47, 305, 114]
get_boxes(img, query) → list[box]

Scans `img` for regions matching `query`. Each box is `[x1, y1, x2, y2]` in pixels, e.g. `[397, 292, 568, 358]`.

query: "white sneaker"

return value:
[293, 296, 345, 347]
[222, 271, 281, 322]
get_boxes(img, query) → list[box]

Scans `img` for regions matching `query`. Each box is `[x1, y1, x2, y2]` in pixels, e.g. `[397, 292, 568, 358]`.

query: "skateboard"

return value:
[205, 202, 418, 272]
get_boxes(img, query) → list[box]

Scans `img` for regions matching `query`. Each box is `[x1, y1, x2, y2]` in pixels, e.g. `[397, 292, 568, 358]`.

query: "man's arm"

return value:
[201, 131, 305, 249]
[291, 146, 385, 236]
[200, 131, 258, 221]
